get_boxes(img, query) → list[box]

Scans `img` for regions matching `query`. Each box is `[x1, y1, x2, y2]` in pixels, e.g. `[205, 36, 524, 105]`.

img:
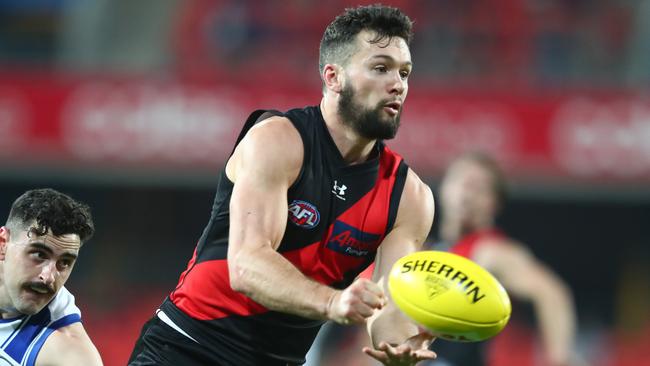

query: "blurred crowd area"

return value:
[1, 0, 650, 89]
[1, 1, 650, 365]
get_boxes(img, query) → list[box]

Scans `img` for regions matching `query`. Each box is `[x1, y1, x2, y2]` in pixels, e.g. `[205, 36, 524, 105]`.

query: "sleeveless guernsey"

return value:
[164, 105, 409, 363]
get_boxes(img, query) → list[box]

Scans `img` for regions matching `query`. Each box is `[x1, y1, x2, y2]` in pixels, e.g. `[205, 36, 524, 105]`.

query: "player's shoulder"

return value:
[37, 323, 102, 366]
[47, 286, 81, 322]
[228, 114, 304, 183]
[247, 115, 302, 145]
[236, 114, 303, 161]
[236, 105, 321, 160]
[403, 168, 434, 207]
[31, 288, 99, 366]
[476, 233, 526, 253]
[473, 235, 534, 268]
[394, 168, 435, 230]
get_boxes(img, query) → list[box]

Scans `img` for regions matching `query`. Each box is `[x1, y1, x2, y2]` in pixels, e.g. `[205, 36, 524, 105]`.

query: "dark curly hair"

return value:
[5, 188, 94, 244]
[319, 4, 414, 75]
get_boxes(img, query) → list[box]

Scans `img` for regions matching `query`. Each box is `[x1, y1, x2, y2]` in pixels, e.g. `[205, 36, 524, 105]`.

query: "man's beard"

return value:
[337, 84, 401, 140]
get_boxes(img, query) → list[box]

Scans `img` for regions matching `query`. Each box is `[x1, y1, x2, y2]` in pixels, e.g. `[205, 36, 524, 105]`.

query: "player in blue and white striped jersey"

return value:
[0, 189, 102, 366]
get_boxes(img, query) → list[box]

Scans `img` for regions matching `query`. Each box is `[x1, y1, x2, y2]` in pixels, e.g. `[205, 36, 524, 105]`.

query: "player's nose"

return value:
[39, 262, 57, 285]
[389, 71, 406, 95]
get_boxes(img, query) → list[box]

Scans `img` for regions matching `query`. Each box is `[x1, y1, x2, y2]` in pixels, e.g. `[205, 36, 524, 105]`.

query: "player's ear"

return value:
[0, 227, 9, 260]
[322, 64, 343, 93]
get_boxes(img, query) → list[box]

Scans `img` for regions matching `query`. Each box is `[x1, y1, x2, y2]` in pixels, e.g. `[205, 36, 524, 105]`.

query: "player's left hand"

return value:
[362, 330, 436, 365]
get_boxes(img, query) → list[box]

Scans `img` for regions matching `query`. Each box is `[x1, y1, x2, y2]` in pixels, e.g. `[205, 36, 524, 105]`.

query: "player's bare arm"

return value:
[36, 323, 102, 366]
[473, 239, 578, 366]
[226, 117, 384, 323]
[363, 168, 436, 364]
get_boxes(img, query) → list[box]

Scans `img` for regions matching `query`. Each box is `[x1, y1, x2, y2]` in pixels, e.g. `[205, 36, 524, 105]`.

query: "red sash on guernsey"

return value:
[449, 228, 506, 258]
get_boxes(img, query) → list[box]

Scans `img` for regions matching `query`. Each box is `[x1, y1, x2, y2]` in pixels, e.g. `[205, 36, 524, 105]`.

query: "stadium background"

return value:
[0, 0, 649, 365]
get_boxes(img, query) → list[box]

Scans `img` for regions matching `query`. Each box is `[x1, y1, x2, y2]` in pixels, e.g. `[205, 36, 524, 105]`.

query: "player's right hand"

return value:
[327, 278, 387, 325]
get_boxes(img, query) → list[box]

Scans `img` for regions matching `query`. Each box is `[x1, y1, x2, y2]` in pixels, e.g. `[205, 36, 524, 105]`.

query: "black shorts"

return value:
[128, 316, 301, 366]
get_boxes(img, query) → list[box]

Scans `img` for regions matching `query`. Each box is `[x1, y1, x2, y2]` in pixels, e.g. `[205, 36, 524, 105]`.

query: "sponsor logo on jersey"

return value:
[327, 220, 380, 257]
[332, 180, 347, 200]
[288, 200, 320, 229]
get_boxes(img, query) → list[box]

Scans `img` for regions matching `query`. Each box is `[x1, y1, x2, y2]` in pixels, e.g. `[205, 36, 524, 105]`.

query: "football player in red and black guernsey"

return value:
[128, 4, 436, 366]
[424, 152, 582, 366]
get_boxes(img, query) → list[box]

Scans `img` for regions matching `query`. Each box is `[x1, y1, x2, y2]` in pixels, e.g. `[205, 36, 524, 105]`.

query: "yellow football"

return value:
[388, 250, 511, 342]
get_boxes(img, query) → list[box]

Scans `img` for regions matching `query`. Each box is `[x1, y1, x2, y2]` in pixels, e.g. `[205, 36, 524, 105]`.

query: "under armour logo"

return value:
[332, 180, 347, 200]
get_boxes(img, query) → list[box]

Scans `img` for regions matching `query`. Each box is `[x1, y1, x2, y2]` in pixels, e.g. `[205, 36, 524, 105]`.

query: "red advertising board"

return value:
[1, 76, 649, 184]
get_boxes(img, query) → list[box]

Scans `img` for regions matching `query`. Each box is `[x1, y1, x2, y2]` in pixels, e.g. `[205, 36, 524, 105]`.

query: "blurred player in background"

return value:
[426, 151, 582, 366]
[309, 152, 584, 366]
[129, 4, 437, 366]
[0, 188, 102, 366]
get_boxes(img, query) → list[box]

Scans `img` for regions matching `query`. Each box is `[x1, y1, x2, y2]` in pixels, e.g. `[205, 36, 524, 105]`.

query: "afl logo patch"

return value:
[288, 200, 320, 229]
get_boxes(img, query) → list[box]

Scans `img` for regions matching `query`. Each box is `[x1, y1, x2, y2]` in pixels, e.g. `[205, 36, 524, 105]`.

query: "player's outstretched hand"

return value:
[327, 278, 387, 325]
[362, 330, 436, 366]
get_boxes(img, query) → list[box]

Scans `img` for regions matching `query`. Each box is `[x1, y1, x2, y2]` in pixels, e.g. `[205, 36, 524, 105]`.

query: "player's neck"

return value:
[320, 98, 376, 165]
